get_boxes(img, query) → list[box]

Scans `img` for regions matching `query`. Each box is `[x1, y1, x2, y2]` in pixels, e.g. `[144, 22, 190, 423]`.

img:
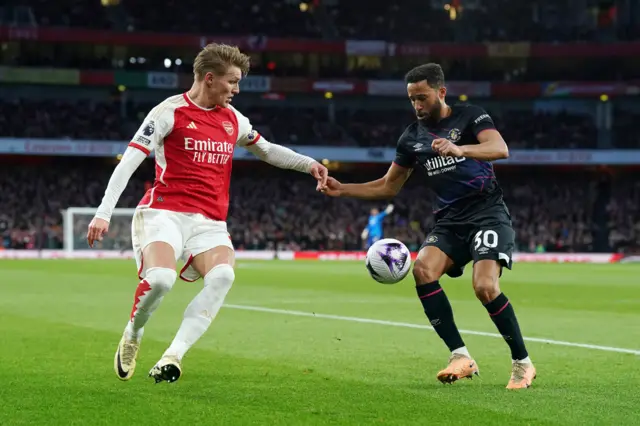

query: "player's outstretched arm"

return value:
[87, 147, 147, 247]
[384, 204, 395, 214]
[322, 163, 412, 200]
[244, 139, 328, 190]
[460, 129, 509, 161]
[88, 102, 171, 247]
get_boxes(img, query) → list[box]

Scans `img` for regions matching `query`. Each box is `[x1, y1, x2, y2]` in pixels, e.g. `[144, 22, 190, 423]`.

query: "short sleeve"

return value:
[128, 103, 175, 155]
[230, 106, 262, 147]
[467, 105, 496, 137]
[393, 128, 416, 169]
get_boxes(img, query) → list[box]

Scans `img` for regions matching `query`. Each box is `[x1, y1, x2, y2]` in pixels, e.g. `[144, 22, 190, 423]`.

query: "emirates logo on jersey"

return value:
[184, 137, 233, 165]
[222, 121, 234, 135]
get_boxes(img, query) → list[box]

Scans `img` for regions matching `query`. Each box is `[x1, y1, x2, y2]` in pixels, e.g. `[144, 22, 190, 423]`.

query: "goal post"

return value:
[62, 207, 136, 254]
[58, 207, 278, 261]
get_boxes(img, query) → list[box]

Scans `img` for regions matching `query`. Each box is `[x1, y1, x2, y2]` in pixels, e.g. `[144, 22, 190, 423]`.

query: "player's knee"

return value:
[472, 273, 500, 304]
[204, 264, 235, 293]
[145, 267, 177, 294]
[412, 258, 443, 285]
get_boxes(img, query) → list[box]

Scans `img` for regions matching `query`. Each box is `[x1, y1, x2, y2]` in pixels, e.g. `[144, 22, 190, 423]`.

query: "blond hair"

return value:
[193, 43, 250, 80]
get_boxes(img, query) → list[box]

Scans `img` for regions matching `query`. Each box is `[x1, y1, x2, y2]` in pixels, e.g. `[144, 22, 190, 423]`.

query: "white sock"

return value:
[163, 264, 235, 360]
[124, 267, 177, 341]
[513, 356, 532, 364]
[452, 346, 471, 358]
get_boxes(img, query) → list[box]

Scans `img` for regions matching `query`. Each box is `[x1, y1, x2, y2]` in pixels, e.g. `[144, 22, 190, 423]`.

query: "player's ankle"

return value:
[452, 346, 471, 358]
[513, 356, 532, 364]
[125, 323, 144, 341]
[163, 343, 188, 361]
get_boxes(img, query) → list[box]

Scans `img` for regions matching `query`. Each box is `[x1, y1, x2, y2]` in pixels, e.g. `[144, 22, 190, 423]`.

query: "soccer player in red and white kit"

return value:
[86, 44, 329, 384]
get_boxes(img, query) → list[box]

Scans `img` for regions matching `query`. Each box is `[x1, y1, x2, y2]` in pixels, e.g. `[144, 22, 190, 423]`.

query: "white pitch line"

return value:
[224, 304, 640, 356]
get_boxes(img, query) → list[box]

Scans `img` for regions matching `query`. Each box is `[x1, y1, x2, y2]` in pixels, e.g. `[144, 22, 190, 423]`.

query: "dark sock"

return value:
[416, 281, 465, 351]
[484, 293, 529, 360]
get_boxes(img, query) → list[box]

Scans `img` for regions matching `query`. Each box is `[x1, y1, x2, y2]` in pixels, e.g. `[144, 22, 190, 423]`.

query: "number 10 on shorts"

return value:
[474, 229, 498, 250]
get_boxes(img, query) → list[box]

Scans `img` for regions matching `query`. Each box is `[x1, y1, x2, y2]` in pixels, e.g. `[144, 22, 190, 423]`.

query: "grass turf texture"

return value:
[0, 260, 638, 425]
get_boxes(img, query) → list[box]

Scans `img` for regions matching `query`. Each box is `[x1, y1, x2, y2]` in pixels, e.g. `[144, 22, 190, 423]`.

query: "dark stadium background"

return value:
[0, 0, 638, 258]
[1, 3, 640, 426]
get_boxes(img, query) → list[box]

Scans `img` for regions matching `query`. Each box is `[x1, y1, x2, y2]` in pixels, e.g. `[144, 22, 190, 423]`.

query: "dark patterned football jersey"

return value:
[394, 103, 508, 224]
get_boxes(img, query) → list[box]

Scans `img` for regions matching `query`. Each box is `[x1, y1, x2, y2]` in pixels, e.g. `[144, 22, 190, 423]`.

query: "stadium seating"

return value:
[1, 161, 637, 253]
[11, 0, 636, 42]
[0, 99, 610, 149]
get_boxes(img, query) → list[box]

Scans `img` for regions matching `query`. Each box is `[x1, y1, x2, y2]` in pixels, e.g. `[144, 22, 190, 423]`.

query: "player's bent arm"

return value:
[244, 139, 316, 173]
[94, 147, 148, 222]
[460, 129, 509, 161]
[338, 163, 412, 200]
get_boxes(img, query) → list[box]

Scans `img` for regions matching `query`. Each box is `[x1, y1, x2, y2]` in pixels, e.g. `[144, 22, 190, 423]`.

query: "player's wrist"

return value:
[94, 210, 112, 223]
[308, 160, 319, 173]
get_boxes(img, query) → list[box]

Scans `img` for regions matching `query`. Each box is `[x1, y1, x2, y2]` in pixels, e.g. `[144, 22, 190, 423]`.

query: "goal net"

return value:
[62, 207, 136, 256]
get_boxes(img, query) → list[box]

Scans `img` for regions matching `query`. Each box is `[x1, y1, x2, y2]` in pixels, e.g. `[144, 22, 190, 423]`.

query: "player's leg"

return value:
[165, 246, 234, 361]
[149, 219, 235, 383]
[470, 225, 536, 389]
[366, 234, 379, 249]
[115, 209, 181, 381]
[414, 229, 479, 383]
[125, 242, 178, 340]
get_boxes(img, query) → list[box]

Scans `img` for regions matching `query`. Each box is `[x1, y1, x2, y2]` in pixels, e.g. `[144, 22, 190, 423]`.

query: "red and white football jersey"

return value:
[128, 93, 261, 221]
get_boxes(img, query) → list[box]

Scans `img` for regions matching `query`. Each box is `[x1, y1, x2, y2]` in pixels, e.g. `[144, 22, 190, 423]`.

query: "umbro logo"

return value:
[413, 143, 424, 150]
[187, 122, 197, 129]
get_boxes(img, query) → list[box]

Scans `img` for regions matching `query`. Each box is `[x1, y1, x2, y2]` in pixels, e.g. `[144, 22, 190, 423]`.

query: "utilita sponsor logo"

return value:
[422, 156, 466, 176]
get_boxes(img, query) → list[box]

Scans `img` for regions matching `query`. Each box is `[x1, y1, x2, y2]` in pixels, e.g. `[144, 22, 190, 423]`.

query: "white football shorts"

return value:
[131, 207, 234, 282]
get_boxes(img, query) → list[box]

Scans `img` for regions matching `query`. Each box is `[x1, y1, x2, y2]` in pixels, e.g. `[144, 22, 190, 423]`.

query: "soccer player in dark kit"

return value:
[320, 63, 536, 389]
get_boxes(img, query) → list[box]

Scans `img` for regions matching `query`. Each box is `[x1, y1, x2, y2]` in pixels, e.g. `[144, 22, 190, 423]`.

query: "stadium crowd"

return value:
[0, 161, 637, 254]
[3, 1, 636, 83]
[0, 99, 613, 149]
[7, 0, 635, 42]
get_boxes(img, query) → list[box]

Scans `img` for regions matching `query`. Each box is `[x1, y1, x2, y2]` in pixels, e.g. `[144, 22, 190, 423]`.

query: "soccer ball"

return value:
[365, 238, 412, 284]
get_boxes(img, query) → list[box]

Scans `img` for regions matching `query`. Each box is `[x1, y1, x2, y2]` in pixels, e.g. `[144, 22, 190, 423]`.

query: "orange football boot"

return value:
[436, 353, 480, 384]
[506, 361, 536, 389]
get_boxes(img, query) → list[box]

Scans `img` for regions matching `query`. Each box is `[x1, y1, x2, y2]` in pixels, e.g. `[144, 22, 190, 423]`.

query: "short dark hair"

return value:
[404, 63, 445, 88]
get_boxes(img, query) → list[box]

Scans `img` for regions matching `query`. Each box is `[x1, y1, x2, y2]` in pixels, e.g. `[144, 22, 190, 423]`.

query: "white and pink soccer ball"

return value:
[365, 238, 412, 284]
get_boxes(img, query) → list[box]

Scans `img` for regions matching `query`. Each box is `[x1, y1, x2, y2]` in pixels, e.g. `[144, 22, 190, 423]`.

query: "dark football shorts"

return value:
[421, 204, 515, 278]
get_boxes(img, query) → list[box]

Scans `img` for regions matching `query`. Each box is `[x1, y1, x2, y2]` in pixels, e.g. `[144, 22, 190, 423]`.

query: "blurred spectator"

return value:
[0, 160, 637, 253]
[495, 110, 598, 150]
[612, 109, 640, 149]
[0, 99, 608, 149]
[607, 178, 640, 252]
[14, 0, 638, 42]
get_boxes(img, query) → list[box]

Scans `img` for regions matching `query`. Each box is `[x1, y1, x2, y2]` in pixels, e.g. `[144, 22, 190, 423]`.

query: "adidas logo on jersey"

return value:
[187, 122, 198, 129]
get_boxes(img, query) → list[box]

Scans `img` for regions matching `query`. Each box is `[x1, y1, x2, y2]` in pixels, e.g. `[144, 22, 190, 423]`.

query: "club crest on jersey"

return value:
[448, 128, 461, 143]
[222, 121, 234, 135]
[143, 121, 155, 136]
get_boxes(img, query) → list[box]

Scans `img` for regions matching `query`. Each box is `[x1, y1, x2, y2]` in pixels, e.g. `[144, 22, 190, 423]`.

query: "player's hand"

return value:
[87, 217, 109, 248]
[432, 138, 463, 157]
[310, 162, 329, 191]
[320, 177, 342, 197]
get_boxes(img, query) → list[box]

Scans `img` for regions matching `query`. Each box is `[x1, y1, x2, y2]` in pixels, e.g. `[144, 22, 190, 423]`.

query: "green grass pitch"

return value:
[0, 260, 638, 425]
